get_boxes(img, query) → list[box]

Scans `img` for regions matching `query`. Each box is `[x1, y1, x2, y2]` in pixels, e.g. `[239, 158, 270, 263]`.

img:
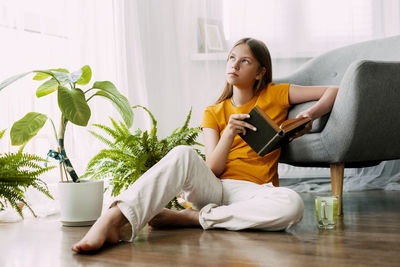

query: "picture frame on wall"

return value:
[198, 18, 227, 53]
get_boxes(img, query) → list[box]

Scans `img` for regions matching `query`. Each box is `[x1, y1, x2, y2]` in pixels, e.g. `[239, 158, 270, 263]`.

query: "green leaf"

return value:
[36, 78, 58, 97]
[93, 81, 120, 95]
[0, 129, 5, 139]
[52, 71, 72, 84]
[70, 69, 82, 83]
[33, 70, 54, 77]
[76, 65, 92, 85]
[58, 86, 91, 126]
[93, 91, 133, 128]
[10, 112, 48, 145]
[0, 72, 31, 92]
[132, 105, 157, 137]
[92, 81, 133, 128]
[33, 70, 71, 84]
[33, 73, 51, 81]
[51, 68, 69, 73]
[33, 68, 69, 79]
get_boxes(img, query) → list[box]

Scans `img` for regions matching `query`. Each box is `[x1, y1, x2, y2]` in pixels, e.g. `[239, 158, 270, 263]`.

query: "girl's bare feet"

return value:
[71, 206, 128, 253]
[148, 208, 200, 228]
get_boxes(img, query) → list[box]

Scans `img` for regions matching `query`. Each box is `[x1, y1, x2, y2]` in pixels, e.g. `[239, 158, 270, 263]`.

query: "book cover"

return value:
[239, 105, 310, 156]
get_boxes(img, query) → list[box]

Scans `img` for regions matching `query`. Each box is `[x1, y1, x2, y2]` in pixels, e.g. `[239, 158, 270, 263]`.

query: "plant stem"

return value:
[84, 87, 94, 94]
[49, 118, 58, 141]
[59, 116, 79, 182]
[58, 146, 64, 182]
[86, 94, 96, 102]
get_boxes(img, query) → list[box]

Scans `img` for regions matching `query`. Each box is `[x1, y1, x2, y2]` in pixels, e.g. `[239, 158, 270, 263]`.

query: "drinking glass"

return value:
[315, 195, 338, 229]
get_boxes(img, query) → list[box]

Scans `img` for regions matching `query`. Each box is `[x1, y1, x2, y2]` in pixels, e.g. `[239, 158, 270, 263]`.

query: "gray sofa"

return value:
[274, 35, 400, 215]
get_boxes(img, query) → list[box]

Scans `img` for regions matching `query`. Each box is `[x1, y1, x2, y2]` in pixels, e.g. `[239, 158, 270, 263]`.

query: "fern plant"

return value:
[0, 129, 55, 218]
[83, 105, 204, 210]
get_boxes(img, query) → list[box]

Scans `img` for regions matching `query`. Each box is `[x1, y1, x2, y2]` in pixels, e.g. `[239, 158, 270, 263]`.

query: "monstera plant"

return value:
[0, 66, 133, 183]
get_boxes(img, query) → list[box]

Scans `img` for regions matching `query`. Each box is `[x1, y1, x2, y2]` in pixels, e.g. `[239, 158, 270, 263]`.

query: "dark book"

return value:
[239, 105, 311, 156]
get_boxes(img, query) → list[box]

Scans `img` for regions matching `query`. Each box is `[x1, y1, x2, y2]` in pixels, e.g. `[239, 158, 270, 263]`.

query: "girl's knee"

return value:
[170, 145, 194, 155]
[261, 187, 303, 229]
[169, 145, 200, 160]
[280, 189, 304, 228]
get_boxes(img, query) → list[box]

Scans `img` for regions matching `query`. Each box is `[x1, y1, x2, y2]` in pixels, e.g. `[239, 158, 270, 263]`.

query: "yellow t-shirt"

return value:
[201, 83, 290, 185]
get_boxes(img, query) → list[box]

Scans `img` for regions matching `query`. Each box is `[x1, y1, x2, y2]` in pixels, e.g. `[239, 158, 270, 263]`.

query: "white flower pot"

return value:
[58, 180, 104, 226]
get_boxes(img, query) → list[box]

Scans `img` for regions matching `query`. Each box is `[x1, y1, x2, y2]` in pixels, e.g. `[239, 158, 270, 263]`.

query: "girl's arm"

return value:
[289, 85, 339, 120]
[203, 114, 256, 176]
[202, 128, 230, 176]
[288, 85, 339, 139]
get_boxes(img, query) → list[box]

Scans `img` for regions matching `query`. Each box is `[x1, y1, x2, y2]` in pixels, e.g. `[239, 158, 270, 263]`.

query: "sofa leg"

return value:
[330, 163, 344, 215]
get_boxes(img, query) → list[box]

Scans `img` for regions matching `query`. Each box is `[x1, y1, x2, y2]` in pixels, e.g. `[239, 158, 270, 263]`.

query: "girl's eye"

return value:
[242, 59, 249, 64]
[229, 56, 235, 61]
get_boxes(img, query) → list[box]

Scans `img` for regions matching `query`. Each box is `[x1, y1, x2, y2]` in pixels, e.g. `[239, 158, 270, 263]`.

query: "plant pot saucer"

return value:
[61, 220, 97, 227]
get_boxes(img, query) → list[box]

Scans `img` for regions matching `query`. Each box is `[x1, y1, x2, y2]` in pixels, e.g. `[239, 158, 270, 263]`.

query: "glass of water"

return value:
[315, 195, 338, 229]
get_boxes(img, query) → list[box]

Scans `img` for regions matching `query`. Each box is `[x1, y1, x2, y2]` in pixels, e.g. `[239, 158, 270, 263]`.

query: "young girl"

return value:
[72, 38, 338, 253]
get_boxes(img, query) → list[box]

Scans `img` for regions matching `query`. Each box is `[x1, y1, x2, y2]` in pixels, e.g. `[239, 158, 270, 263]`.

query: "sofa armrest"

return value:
[321, 60, 400, 162]
[287, 101, 330, 133]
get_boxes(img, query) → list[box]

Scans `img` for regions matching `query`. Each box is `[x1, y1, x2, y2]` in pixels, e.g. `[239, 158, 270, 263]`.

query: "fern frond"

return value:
[110, 117, 129, 137]
[84, 106, 205, 208]
[132, 105, 157, 130]
[0, 149, 54, 219]
[88, 130, 115, 148]
[91, 123, 120, 141]
[179, 107, 192, 133]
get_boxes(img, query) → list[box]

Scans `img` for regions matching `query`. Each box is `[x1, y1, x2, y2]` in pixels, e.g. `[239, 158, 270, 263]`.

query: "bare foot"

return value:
[148, 208, 200, 228]
[71, 206, 128, 253]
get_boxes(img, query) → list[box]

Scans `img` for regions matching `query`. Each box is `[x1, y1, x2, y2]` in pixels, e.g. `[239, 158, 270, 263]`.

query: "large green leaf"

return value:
[33, 68, 69, 81]
[70, 69, 82, 83]
[52, 71, 72, 84]
[58, 86, 91, 126]
[76, 65, 92, 85]
[0, 72, 31, 92]
[92, 81, 133, 128]
[33, 70, 72, 84]
[52, 68, 69, 73]
[93, 91, 133, 128]
[32, 72, 51, 81]
[93, 81, 120, 95]
[10, 112, 48, 145]
[36, 78, 58, 97]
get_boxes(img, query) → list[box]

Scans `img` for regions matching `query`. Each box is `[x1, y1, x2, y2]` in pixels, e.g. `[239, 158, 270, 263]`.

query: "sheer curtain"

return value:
[223, 0, 399, 76]
[0, 0, 148, 175]
[0, 0, 148, 220]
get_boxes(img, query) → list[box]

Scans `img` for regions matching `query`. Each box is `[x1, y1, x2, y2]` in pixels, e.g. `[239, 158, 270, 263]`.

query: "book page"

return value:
[280, 117, 310, 132]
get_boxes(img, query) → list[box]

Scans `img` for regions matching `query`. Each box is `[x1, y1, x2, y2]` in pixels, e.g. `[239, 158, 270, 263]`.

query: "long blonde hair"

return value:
[216, 38, 272, 104]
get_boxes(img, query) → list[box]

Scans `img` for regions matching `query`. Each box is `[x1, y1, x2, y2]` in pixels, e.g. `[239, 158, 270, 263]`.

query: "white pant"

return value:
[113, 146, 304, 242]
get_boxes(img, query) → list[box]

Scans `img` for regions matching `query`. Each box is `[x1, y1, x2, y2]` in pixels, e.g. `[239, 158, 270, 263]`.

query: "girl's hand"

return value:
[224, 114, 257, 139]
[289, 112, 313, 141]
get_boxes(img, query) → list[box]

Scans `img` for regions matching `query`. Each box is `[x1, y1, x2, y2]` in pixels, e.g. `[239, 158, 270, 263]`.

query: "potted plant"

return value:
[0, 66, 133, 226]
[83, 105, 203, 210]
[0, 129, 55, 219]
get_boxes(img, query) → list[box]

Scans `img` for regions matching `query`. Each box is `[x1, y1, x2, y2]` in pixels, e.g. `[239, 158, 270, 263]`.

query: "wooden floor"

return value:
[1, 190, 400, 267]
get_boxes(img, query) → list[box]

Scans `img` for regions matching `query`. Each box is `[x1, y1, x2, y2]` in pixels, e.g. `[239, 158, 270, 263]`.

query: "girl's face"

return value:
[226, 43, 263, 90]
